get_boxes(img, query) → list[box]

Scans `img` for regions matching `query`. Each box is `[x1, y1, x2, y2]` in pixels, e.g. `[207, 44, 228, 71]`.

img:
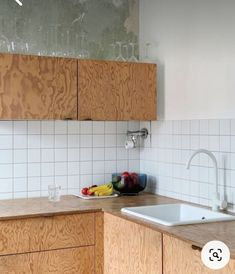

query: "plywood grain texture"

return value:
[0, 246, 94, 274]
[0, 53, 77, 120]
[95, 212, 104, 274]
[78, 60, 157, 121]
[103, 212, 162, 274]
[163, 234, 235, 274]
[0, 213, 95, 255]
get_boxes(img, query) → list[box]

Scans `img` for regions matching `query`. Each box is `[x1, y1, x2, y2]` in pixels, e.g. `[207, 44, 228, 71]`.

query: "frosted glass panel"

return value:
[0, 0, 139, 60]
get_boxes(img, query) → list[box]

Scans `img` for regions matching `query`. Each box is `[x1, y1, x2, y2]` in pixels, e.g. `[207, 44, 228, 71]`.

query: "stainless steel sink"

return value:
[121, 204, 235, 226]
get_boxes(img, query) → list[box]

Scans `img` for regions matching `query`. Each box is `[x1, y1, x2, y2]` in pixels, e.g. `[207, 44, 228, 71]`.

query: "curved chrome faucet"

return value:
[186, 149, 227, 211]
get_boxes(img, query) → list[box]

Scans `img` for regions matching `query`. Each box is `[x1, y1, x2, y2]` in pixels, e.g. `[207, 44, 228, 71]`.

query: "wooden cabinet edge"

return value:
[95, 212, 104, 274]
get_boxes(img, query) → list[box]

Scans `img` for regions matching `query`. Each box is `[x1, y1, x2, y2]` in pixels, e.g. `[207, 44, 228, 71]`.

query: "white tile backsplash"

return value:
[105, 121, 117, 134]
[28, 121, 41, 135]
[55, 121, 67, 134]
[0, 121, 139, 199]
[28, 149, 40, 163]
[140, 119, 235, 208]
[0, 136, 13, 149]
[93, 121, 105, 134]
[5, 118, 235, 208]
[41, 121, 54, 134]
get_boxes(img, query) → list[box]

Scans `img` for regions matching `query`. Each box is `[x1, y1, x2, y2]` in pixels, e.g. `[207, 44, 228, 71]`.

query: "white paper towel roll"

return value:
[125, 139, 135, 149]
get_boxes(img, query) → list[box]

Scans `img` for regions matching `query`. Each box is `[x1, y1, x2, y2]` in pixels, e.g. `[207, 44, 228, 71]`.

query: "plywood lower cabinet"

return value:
[163, 234, 235, 274]
[0, 246, 94, 274]
[103, 213, 162, 274]
[0, 212, 98, 274]
[0, 213, 95, 255]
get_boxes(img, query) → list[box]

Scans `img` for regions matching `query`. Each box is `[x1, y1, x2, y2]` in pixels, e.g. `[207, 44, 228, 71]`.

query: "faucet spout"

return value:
[186, 149, 227, 211]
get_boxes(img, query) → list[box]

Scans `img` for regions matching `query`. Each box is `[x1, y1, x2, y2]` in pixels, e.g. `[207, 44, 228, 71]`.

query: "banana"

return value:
[89, 183, 113, 195]
[96, 187, 113, 196]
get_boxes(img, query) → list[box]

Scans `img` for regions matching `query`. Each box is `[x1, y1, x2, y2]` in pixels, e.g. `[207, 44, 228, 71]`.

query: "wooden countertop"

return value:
[0, 193, 235, 259]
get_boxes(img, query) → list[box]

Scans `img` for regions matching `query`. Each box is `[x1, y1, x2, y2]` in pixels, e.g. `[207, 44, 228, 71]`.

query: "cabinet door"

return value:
[0, 54, 77, 120]
[0, 246, 94, 274]
[0, 213, 95, 256]
[163, 234, 235, 274]
[104, 213, 162, 274]
[78, 60, 156, 121]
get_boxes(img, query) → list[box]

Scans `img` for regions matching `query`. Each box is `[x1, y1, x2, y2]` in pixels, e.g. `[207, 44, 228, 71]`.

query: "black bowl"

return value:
[112, 173, 147, 195]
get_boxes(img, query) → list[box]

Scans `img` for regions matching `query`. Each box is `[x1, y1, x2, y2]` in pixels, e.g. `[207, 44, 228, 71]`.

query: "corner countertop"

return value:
[0, 193, 235, 259]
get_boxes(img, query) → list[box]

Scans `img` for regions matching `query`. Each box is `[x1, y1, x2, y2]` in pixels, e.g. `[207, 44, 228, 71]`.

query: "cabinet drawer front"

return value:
[0, 246, 94, 274]
[0, 213, 95, 255]
[163, 234, 235, 274]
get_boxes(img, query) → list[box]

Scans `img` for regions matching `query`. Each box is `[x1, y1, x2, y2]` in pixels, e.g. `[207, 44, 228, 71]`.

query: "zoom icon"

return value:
[209, 248, 222, 262]
[201, 241, 230, 270]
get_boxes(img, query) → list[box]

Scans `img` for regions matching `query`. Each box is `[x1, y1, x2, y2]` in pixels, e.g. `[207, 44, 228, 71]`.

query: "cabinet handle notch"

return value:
[191, 245, 202, 251]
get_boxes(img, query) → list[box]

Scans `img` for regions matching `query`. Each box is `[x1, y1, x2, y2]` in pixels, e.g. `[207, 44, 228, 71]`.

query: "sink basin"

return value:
[121, 203, 235, 226]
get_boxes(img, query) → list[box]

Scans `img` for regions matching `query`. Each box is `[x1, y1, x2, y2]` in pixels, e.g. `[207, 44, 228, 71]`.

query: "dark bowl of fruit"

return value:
[112, 172, 147, 195]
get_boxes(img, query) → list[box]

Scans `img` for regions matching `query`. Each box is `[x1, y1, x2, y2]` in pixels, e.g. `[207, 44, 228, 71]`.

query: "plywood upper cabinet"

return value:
[78, 60, 157, 121]
[0, 53, 77, 120]
[0, 54, 156, 120]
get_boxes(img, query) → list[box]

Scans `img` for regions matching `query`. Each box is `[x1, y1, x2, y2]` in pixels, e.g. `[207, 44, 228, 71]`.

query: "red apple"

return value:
[130, 173, 139, 185]
[122, 171, 130, 177]
[81, 187, 89, 195]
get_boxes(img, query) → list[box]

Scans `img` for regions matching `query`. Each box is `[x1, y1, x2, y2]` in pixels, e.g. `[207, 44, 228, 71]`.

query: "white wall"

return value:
[140, 0, 235, 120]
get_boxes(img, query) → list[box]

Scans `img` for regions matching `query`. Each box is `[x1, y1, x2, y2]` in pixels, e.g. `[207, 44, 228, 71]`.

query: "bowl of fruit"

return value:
[112, 172, 147, 195]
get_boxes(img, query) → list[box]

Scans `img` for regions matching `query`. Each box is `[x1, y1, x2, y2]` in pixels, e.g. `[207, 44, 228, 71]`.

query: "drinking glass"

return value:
[48, 184, 61, 202]
[0, 17, 10, 53]
[11, 18, 27, 53]
[60, 27, 74, 57]
[35, 26, 47, 56]
[24, 18, 40, 55]
[106, 43, 116, 60]
[141, 42, 152, 63]
[128, 42, 138, 62]
[115, 41, 125, 61]
[123, 44, 129, 61]
[76, 32, 90, 59]
[47, 24, 60, 56]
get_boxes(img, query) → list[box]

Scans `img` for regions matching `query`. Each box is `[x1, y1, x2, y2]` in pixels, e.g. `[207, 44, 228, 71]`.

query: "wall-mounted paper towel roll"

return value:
[125, 139, 135, 150]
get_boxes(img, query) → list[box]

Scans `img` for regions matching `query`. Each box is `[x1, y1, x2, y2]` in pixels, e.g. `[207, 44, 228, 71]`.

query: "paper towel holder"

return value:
[125, 128, 149, 149]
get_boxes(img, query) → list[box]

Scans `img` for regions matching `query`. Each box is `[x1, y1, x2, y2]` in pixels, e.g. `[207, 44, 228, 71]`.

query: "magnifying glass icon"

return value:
[213, 252, 219, 259]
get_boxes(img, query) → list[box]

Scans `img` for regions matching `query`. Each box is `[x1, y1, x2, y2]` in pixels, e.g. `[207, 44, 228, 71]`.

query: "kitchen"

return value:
[0, 0, 234, 273]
